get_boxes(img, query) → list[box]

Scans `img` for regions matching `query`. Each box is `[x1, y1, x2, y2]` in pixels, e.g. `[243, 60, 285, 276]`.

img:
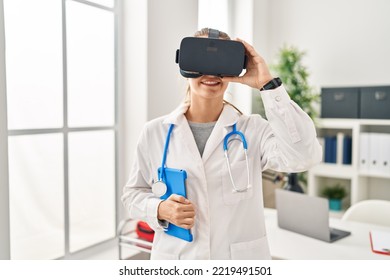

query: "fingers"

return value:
[170, 210, 195, 222]
[222, 76, 244, 84]
[180, 218, 195, 229]
[170, 203, 195, 227]
[236, 37, 260, 58]
[168, 194, 190, 204]
[172, 202, 195, 213]
[236, 38, 267, 67]
[172, 217, 195, 229]
[164, 194, 196, 229]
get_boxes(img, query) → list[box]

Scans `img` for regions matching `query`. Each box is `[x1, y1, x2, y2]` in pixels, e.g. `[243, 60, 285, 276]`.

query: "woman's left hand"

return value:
[222, 38, 273, 90]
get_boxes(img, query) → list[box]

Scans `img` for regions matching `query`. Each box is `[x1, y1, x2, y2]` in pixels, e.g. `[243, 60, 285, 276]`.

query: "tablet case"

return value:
[157, 167, 193, 242]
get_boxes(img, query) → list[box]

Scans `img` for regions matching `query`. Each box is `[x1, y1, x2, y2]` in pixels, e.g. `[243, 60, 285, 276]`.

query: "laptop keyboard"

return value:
[330, 227, 351, 242]
[330, 231, 339, 240]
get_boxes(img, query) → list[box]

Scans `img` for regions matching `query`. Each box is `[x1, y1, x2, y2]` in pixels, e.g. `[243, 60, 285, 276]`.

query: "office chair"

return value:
[342, 199, 390, 227]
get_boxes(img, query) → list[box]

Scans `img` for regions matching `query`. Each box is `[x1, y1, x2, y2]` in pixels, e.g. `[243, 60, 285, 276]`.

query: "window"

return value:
[4, 0, 117, 259]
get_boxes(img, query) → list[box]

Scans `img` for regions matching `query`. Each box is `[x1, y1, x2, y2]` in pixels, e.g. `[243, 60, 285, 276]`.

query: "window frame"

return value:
[2, 0, 119, 259]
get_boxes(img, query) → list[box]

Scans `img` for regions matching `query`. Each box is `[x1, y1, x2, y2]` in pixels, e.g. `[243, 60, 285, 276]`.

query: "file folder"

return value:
[359, 133, 370, 172]
[379, 134, 390, 175]
[368, 133, 382, 175]
[324, 136, 337, 163]
[336, 132, 344, 164]
[324, 136, 332, 163]
[331, 137, 337, 163]
[342, 136, 352, 165]
[369, 230, 390, 256]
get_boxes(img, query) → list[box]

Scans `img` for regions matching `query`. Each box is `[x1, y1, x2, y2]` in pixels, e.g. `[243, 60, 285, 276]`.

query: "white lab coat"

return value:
[122, 85, 322, 260]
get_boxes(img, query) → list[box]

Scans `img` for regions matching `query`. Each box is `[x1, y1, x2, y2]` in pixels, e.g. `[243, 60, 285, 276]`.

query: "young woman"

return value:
[122, 28, 322, 260]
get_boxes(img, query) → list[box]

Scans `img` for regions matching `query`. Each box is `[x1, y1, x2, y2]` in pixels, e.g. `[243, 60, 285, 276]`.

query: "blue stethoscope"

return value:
[223, 123, 251, 192]
[152, 123, 251, 197]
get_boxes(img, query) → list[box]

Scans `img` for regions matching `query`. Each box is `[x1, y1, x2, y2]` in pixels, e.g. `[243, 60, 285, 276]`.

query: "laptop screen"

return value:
[275, 189, 331, 242]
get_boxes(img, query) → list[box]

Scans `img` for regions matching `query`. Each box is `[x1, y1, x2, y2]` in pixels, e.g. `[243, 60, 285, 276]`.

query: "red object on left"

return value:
[135, 221, 155, 242]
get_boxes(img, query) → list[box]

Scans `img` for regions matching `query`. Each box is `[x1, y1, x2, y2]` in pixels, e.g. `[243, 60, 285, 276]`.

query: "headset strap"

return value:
[208, 28, 220, 39]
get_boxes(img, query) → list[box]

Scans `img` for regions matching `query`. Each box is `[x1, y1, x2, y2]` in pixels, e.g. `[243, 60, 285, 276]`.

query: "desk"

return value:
[264, 208, 390, 260]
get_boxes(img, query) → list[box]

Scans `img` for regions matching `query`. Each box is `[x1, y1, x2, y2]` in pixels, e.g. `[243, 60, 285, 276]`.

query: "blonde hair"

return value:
[194, 27, 230, 40]
[184, 28, 242, 115]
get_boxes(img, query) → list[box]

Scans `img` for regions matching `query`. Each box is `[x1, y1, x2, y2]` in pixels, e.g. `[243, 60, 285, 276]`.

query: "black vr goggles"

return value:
[175, 29, 247, 78]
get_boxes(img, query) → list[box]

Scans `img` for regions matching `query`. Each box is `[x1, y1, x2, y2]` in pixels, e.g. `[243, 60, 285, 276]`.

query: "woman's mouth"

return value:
[201, 80, 221, 86]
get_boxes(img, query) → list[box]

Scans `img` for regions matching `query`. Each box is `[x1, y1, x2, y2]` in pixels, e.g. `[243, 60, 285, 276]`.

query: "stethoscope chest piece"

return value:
[152, 180, 167, 197]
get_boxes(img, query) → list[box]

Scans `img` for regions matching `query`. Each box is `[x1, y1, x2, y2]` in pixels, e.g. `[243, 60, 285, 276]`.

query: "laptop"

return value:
[275, 189, 351, 242]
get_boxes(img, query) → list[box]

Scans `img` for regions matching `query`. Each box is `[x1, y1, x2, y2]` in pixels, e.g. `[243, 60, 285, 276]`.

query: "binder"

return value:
[368, 133, 382, 175]
[359, 133, 370, 172]
[379, 134, 390, 175]
[342, 136, 352, 165]
[331, 136, 337, 163]
[336, 132, 344, 164]
[324, 136, 337, 163]
[369, 230, 390, 256]
[157, 167, 193, 242]
[324, 136, 331, 163]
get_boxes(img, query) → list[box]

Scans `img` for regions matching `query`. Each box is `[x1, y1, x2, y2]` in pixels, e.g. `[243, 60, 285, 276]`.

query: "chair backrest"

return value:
[342, 199, 390, 227]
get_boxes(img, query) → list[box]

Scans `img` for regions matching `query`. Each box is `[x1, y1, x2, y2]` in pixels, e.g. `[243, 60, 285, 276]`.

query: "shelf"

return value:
[310, 163, 390, 179]
[310, 163, 355, 179]
[358, 171, 390, 179]
[316, 119, 357, 129]
[309, 118, 390, 208]
[359, 119, 390, 126]
[318, 118, 390, 128]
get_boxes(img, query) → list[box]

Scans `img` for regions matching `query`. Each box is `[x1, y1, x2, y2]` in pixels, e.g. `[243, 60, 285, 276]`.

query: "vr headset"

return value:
[175, 28, 247, 78]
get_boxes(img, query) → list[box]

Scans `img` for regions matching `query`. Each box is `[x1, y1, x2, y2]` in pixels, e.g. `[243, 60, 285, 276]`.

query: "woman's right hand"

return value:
[157, 194, 195, 229]
[222, 38, 273, 90]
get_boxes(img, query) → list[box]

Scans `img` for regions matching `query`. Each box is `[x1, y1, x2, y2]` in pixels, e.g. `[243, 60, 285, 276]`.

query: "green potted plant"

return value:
[321, 183, 347, 211]
[253, 45, 320, 119]
[258, 45, 320, 192]
[271, 45, 320, 119]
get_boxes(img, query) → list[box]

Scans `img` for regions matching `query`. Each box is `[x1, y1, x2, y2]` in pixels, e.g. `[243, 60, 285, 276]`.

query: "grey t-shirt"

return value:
[188, 121, 216, 156]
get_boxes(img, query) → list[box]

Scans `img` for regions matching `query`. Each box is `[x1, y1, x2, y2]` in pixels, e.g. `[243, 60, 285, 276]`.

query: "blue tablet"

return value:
[158, 167, 193, 242]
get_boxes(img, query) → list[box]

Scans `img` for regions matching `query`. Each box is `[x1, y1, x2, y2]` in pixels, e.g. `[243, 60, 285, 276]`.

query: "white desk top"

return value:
[264, 208, 390, 260]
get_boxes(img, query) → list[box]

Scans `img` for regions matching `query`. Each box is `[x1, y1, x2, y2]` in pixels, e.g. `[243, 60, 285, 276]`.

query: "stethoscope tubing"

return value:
[223, 124, 251, 193]
[223, 123, 247, 150]
[159, 123, 175, 182]
[156, 122, 251, 196]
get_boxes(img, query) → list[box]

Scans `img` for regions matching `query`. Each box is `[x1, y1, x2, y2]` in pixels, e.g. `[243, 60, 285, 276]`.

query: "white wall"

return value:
[265, 0, 390, 88]
[227, 0, 254, 115]
[252, 0, 269, 60]
[0, 0, 11, 260]
[147, 0, 198, 120]
[118, 0, 149, 219]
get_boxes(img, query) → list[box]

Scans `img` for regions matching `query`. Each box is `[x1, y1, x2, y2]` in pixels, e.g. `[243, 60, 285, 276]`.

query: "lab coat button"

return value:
[275, 96, 281, 102]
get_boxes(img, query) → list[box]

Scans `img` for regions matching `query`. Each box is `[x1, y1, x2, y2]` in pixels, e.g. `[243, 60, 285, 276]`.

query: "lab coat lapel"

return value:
[201, 104, 240, 164]
[163, 103, 202, 162]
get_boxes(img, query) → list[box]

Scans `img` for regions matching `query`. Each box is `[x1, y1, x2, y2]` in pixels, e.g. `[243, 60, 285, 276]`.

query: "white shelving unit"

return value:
[308, 118, 390, 216]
